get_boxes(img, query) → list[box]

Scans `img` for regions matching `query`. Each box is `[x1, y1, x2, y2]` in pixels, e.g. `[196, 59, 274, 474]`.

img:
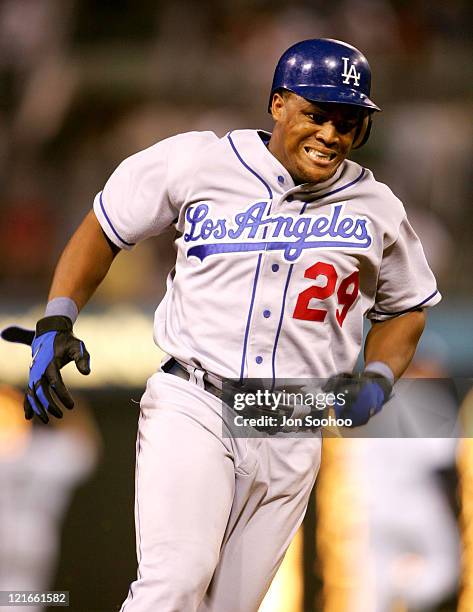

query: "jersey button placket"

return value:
[246, 255, 284, 376]
[246, 181, 290, 377]
[249, 293, 272, 374]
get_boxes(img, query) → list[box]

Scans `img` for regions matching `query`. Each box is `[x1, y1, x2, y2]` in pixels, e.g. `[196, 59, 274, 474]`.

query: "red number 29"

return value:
[292, 261, 359, 328]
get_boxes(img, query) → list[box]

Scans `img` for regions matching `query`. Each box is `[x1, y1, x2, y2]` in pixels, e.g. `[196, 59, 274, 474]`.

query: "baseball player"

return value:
[2, 39, 440, 611]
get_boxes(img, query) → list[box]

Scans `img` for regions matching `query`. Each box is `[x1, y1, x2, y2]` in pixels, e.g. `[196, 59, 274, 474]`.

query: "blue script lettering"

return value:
[184, 202, 372, 262]
[228, 202, 269, 239]
[185, 204, 228, 242]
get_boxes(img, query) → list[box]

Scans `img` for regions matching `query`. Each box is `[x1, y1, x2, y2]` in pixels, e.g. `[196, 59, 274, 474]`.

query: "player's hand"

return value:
[1, 316, 90, 423]
[324, 372, 393, 427]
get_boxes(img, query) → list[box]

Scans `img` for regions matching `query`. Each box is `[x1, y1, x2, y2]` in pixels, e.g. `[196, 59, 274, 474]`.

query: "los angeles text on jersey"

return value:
[184, 201, 372, 263]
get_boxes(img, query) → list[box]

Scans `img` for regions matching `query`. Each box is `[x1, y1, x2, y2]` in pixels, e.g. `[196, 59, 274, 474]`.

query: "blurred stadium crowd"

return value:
[0, 0, 472, 305]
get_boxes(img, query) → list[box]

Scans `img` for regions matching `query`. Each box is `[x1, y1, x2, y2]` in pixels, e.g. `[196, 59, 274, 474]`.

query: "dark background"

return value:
[52, 391, 138, 612]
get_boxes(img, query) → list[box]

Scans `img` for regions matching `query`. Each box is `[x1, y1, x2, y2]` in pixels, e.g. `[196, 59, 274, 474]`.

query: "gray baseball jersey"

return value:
[94, 129, 440, 382]
[91, 128, 441, 611]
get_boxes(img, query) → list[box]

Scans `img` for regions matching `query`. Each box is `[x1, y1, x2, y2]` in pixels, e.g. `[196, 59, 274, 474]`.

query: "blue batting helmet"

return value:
[269, 38, 381, 147]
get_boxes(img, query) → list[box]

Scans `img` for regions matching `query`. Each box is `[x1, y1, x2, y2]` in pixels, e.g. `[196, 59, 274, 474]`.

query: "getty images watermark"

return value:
[222, 377, 472, 438]
[224, 386, 353, 434]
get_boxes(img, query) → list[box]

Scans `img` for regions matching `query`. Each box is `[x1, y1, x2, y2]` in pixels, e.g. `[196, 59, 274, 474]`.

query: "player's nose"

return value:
[315, 121, 338, 145]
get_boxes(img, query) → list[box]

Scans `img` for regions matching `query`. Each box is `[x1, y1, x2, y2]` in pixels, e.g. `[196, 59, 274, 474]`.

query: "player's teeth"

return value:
[306, 149, 330, 160]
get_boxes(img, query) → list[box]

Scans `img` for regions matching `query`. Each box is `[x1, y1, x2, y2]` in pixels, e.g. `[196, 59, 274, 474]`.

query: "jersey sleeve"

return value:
[93, 137, 178, 250]
[368, 216, 441, 321]
[93, 131, 217, 250]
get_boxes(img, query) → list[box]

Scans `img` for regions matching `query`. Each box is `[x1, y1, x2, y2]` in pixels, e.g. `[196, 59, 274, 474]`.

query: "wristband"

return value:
[36, 315, 73, 335]
[45, 297, 78, 324]
[364, 361, 395, 386]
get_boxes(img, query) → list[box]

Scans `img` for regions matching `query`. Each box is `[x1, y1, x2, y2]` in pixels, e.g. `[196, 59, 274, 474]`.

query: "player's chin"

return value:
[297, 157, 341, 184]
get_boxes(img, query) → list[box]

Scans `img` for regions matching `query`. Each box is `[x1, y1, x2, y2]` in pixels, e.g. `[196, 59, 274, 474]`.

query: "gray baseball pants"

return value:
[120, 371, 321, 612]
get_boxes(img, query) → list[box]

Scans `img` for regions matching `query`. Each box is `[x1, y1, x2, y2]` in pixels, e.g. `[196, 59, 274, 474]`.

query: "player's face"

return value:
[268, 93, 363, 184]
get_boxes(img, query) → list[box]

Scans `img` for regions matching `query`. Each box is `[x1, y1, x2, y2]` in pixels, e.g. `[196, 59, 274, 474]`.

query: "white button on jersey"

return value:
[93, 129, 440, 383]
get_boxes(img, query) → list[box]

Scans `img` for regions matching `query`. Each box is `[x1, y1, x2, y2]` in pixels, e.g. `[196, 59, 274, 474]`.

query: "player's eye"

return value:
[335, 120, 358, 134]
[308, 113, 327, 125]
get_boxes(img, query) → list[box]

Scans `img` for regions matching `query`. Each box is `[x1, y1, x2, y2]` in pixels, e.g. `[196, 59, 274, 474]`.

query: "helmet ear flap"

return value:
[352, 114, 372, 149]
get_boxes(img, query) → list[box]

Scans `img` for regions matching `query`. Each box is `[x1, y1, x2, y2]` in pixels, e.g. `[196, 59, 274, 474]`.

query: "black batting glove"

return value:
[324, 372, 393, 427]
[1, 316, 90, 423]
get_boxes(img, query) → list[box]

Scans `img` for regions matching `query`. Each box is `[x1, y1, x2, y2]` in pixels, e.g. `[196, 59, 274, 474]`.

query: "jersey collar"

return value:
[228, 129, 359, 199]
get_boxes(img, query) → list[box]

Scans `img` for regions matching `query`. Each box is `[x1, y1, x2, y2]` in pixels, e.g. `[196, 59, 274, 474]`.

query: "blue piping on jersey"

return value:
[270, 171, 366, 383]
[227, 132, 273, 200]
[370, 289, 439, 317]
[228, 132, 365, 381]
[239, 254, 263, 381]
[271, 264, 295, 387]
[99, 192, 135, 247]
[301, 167, 366, 208]
[227, 132, 273, 380]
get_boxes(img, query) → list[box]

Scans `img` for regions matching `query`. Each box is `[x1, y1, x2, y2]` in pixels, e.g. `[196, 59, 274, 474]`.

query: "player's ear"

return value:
[270, 91, 287, 122]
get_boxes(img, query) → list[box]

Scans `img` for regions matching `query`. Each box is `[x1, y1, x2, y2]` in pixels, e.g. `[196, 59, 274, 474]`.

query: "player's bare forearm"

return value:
[364, 310, 426, 380]
[48, 210, 119, 312]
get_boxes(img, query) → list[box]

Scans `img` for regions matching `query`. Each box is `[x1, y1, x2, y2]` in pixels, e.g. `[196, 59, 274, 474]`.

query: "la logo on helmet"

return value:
[341, 57, 360, 86]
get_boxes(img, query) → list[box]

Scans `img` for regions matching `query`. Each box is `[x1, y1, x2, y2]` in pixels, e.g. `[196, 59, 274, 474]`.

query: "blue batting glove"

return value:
[1, 316, 90, 423]
[325, 372, 393, 427]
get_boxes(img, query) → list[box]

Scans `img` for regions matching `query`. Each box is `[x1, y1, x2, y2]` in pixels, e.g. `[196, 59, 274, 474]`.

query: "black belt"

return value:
[161, 358, 224, 399]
